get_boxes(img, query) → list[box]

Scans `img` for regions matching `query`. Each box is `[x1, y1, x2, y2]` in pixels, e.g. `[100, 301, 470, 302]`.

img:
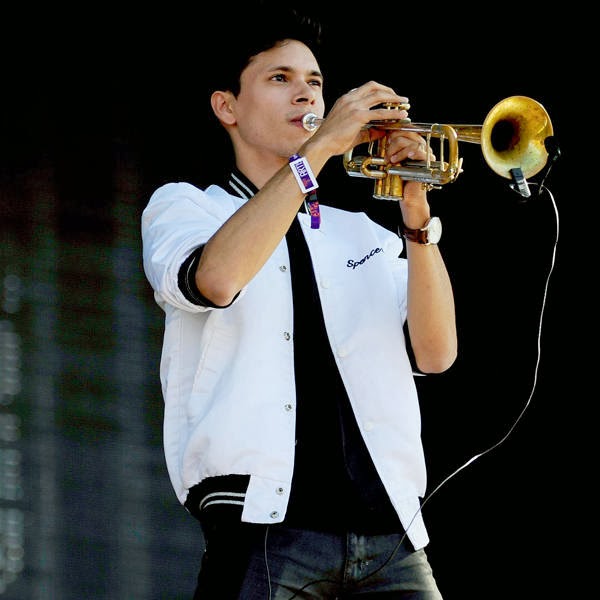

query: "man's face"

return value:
[230, 39, 325, 164]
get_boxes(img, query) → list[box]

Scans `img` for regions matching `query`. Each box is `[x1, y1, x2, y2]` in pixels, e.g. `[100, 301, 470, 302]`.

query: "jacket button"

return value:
[283, 332, 291, 341]
[270, 511, 279, 519]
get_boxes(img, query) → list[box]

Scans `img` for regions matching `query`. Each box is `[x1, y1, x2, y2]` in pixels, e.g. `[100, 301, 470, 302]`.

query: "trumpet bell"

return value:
[481, 95, 554, 180]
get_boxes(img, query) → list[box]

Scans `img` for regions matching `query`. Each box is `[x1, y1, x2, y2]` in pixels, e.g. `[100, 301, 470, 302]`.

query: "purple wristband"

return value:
[289, 154, 319, 194]
[306, 191, 320, 229]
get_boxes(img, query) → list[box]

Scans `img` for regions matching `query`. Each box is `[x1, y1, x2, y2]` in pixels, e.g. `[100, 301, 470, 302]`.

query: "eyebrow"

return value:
[269, 65, 323, 79]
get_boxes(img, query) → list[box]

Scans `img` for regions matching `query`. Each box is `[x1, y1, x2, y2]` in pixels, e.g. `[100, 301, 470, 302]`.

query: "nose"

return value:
[292, 81, 317, 105]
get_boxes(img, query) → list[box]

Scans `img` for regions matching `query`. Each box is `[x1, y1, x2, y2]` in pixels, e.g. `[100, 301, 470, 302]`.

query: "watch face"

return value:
[426, 217, 442, 244]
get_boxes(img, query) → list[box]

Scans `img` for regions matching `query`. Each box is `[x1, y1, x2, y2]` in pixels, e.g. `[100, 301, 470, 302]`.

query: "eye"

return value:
[271, 73, 287, 82]
[309, 79, 322, 88]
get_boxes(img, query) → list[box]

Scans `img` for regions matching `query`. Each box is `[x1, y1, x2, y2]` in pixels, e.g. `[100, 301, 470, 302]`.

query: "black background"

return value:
[1, 3, 587, 599]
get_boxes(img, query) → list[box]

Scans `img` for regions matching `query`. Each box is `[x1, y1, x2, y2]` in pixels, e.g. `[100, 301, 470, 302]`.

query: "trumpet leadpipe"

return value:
[301, 110, 412, 132]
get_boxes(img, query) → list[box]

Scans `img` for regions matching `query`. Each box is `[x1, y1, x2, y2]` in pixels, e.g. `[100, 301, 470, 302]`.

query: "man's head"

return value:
[209, 3, 325, 183]
[209, 2, 322, 98]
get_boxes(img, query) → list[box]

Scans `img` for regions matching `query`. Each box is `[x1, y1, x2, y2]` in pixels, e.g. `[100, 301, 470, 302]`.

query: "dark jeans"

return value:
[193, 522, 443, 599]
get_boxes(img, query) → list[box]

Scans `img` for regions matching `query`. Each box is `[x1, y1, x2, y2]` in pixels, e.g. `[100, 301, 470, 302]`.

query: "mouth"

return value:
[291, 113, 317, 131]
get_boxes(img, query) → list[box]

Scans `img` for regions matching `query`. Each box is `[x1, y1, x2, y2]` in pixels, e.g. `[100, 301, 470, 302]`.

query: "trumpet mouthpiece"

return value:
[302, 113, 323, 132]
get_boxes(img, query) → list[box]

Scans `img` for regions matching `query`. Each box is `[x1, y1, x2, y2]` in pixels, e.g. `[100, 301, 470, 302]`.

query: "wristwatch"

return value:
[401, 216, 442, 245]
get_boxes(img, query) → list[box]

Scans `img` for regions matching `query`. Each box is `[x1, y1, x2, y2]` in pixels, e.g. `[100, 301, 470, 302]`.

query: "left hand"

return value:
[385, 129, 432, 164]
[384, 130, 435, 226]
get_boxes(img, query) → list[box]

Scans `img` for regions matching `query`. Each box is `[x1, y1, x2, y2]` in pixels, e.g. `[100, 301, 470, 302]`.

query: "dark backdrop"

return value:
[1, 4, 586, 599]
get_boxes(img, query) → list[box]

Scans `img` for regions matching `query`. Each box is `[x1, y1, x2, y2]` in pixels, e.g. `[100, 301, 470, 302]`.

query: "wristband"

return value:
[289, 154, 319, 194]
[305, 191, 320, 229]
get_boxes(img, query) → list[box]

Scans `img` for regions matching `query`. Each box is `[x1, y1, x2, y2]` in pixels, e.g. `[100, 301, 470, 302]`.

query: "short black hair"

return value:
[208, 1, 322, 97]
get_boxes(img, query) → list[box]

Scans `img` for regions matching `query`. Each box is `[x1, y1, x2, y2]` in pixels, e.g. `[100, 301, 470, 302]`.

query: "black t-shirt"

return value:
[283, 216, 401, 534]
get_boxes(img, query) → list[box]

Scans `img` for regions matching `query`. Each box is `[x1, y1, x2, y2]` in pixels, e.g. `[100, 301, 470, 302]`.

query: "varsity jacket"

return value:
[141, 178, 431, 550]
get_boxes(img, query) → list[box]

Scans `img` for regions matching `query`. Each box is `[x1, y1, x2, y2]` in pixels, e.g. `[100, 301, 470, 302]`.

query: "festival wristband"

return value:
[305, 191, 320, 229]
[288, 154, 319, 194]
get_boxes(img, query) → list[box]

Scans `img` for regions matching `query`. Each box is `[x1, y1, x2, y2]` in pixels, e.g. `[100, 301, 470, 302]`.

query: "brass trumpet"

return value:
[304, 96, 554, 201]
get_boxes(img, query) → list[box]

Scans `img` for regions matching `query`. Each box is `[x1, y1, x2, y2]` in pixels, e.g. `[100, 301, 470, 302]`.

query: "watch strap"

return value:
[401, 218, 432, 244]
[401, 224, 428, 244]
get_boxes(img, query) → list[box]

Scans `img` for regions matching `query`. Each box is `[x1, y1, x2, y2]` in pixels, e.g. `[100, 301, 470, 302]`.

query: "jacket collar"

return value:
[225, 168, 258, 200]
[224, 167, 309, 217]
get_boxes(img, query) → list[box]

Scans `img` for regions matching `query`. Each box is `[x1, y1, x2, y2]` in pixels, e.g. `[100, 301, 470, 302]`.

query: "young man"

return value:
[142, 4, 457, 598]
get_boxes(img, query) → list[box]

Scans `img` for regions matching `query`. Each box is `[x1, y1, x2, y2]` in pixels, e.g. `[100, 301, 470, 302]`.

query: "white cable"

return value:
[275, 183, 560, 599]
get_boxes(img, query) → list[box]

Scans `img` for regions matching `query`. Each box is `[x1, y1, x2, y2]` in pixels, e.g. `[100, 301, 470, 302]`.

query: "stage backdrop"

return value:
[0, 4, 584, 598]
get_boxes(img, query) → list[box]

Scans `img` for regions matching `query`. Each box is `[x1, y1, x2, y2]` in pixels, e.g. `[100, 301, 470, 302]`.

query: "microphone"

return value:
[511, 136, 561, 200]
[534, 136, 561, 197]
[544, 136, 561, 164]
[509, 167, 531, 199]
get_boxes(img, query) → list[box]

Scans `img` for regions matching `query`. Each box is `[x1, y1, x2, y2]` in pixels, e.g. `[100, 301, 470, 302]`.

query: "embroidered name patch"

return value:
[346, 247, 383, 269]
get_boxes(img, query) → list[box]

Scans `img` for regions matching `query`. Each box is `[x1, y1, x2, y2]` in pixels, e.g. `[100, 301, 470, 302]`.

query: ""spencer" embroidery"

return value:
[346, 247, 383, 269]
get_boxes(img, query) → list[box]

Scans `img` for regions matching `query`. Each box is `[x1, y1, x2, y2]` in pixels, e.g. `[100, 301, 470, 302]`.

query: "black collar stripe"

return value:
[228, 170, 257, 199]
[226, 168, 306, 215]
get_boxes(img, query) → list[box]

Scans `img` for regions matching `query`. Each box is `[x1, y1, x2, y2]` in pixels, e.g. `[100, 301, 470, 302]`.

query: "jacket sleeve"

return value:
[141, 182, 244, 312]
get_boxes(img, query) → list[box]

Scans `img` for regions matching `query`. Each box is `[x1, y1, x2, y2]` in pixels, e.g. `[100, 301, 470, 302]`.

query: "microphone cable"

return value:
[272, 176, 561, 600]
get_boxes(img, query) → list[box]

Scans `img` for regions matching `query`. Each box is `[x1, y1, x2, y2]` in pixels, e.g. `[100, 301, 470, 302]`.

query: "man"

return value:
[142, 4, 456, 598]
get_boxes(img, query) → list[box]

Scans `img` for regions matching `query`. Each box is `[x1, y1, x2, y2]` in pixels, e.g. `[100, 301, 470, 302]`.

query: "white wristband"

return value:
[289, 154, 319, 194]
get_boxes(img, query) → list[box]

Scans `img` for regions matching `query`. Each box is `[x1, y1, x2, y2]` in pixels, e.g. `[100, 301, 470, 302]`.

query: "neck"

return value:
[235, 156, 288, 190]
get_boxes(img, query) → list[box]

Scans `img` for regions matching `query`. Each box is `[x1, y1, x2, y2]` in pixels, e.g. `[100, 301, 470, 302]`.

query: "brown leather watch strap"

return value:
[400, 216, 442, 245]
[401, 225, 428, 244]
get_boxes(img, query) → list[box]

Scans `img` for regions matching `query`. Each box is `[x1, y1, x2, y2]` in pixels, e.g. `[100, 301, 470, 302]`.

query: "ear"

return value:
[210, 91, 236, 125]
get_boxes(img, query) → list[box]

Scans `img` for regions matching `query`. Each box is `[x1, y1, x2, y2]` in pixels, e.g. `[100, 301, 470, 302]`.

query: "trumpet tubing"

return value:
[340, 96, 554, 201]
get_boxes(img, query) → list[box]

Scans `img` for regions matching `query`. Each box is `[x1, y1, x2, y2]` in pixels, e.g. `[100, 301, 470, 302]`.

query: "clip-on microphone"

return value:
[509, 167, 531, 199]
[509, 136, 561, 200]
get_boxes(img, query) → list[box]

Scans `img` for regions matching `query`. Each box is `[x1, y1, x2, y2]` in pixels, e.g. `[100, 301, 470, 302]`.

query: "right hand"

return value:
[308, 81, 411, 157]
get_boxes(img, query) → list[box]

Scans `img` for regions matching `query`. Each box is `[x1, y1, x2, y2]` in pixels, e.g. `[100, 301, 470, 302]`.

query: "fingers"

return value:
[340, 82, 410, 124]
[341, 83, 426, 154]
[322, 81, 424, 157]
[387, 133, 433, 164]
[346, 81, 408, 106]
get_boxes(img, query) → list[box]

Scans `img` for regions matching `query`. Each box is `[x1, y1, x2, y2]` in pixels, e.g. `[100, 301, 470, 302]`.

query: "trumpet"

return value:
[303, 96, 554, 201]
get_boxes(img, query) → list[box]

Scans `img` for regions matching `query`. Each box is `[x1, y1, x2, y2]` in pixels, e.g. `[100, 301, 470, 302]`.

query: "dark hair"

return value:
[208, 1, 322, 97]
